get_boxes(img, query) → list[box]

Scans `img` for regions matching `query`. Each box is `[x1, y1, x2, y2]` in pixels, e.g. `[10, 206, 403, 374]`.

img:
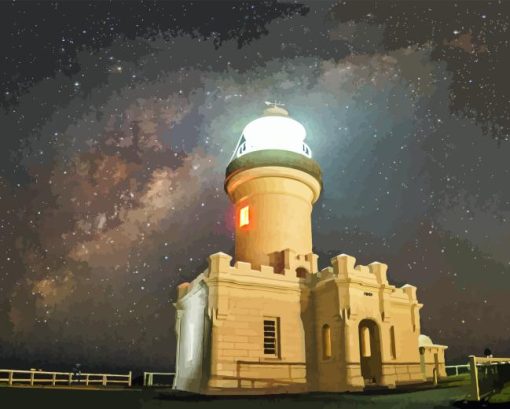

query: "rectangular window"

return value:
[263, 317, 279, 357]
[239, 205, 249, 227]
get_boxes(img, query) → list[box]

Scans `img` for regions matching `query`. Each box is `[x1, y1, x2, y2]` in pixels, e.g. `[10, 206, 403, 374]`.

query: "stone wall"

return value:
[174, 251, 444, 394]
[312, 253, 427, 390]
[203, 252, 311, 394]
[421, 345, 448, 379]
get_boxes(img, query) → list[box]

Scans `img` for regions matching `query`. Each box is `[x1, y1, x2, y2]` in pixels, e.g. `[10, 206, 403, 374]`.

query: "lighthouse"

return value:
[172, 104, 447, 395]
[225, 104, 322, 270]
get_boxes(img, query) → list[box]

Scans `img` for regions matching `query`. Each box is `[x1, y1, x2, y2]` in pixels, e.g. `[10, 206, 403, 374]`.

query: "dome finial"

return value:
[263, 100, 288, 117]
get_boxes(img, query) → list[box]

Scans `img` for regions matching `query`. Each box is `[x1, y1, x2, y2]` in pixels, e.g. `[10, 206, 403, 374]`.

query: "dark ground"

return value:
[0, 378, 477, 409]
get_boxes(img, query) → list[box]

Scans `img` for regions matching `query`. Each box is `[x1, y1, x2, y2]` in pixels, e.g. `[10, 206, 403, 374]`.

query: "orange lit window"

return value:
[239, 205, 249, 227]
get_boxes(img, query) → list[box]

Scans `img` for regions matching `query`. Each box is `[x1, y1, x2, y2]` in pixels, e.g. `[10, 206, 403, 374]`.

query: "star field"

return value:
[0, 1, 509, 372]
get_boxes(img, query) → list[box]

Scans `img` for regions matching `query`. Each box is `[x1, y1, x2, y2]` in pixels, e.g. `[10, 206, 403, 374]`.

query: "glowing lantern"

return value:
[231, 105, 312, 160]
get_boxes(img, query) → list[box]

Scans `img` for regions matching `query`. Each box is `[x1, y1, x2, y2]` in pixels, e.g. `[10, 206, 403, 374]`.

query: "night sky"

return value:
[1, 1, 509, 373]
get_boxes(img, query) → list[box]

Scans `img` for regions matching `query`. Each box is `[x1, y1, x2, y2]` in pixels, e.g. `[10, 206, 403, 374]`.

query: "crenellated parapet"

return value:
[176, 252, 421, 310]
[322, 254, 390, 288]
[206, 250, 318, 280]
[318, 254, 418, 296]
[176, 250, 320, 302]
[314, 253, 422, 323]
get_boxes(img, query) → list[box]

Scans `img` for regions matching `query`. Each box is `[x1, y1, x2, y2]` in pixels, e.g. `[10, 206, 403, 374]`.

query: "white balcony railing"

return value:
[235, 141, 312, 159]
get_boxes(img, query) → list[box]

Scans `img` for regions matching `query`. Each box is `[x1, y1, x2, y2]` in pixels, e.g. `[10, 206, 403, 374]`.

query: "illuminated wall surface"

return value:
[174, 281, 209, 392]
[173, 109, 447, 394]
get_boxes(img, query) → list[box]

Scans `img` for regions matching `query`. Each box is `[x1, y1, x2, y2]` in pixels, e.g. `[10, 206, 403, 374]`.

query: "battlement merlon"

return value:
[401, 284, 420, 304]
[208, 252, 233, 274]
[368, 262, 389, 285]
[175, 272, 208, 302]
[282, 248, 319, 274]
[177, 282, 191, 299]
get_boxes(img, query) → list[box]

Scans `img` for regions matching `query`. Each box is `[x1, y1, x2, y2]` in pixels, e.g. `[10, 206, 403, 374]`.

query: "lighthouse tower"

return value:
[173, 103, 444, 395]
[225, 105, 322, 270]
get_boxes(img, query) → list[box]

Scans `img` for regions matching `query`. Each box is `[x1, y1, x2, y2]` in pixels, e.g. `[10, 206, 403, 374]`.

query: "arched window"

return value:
[322, 324, 332, 359]
[360, 326, 371, 357]
[390, 326, 397, 359]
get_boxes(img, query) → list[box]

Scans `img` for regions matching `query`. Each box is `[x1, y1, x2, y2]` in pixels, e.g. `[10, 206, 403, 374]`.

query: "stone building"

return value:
[173, 105, 447, 394]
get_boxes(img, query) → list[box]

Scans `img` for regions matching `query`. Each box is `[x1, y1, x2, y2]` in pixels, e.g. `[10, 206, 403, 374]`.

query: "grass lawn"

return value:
[442, 374, 510, 406]
[488, 381, 510, 404]
[437, 374, 471, 389]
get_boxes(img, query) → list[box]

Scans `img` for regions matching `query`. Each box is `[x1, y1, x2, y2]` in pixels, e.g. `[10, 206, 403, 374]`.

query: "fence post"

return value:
[102, 375, 107, 386]
[52, 373, 56, 386]
[68, 373, 73, 385]
[8, 371, 13, 386]
[455, 366, 459, 376]
[128, 371, 132, 387]
[469, 355, 480, 401]
[85, 374, 89, 386]
[30, 370, 35, 386]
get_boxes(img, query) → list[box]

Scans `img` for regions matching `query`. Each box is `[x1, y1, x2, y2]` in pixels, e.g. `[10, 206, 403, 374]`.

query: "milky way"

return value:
[1, 1, 509, 372]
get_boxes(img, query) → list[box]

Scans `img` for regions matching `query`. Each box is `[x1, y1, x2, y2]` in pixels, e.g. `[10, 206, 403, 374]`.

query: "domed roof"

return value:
[419, 334, 434, 347]
[262, 105, 290, 117]
[230, 105, 312, 160]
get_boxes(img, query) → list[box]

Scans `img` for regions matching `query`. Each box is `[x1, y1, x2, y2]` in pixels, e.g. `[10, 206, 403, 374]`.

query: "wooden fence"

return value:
[143, 372, 175, 387]
[468, 355, 510, 401]
[445, 363, 470, 376]
[0, 368, 132, 387]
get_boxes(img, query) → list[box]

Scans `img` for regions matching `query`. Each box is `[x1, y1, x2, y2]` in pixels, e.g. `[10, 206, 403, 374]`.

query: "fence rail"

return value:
[143, 372, 175, 387]
[445, 364, 470, 376]
[0, 369, 132, 387]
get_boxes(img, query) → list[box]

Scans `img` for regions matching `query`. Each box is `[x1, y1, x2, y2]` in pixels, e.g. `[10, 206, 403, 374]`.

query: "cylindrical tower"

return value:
[224, 105, 322, 270]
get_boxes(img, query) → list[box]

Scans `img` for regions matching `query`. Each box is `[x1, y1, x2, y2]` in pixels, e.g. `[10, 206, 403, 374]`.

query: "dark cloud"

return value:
[0, 1, 509, 371]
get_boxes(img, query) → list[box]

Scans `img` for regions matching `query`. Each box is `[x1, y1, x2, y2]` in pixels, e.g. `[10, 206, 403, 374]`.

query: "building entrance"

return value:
[359, 319, 382, 385]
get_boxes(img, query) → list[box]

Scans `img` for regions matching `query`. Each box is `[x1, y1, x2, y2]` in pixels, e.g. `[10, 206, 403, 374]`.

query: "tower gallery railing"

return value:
[235, 141, 312, 159]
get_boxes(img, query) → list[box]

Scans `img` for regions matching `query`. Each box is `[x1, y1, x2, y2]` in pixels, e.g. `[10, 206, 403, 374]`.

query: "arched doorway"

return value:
[358, 319, 382, 385]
